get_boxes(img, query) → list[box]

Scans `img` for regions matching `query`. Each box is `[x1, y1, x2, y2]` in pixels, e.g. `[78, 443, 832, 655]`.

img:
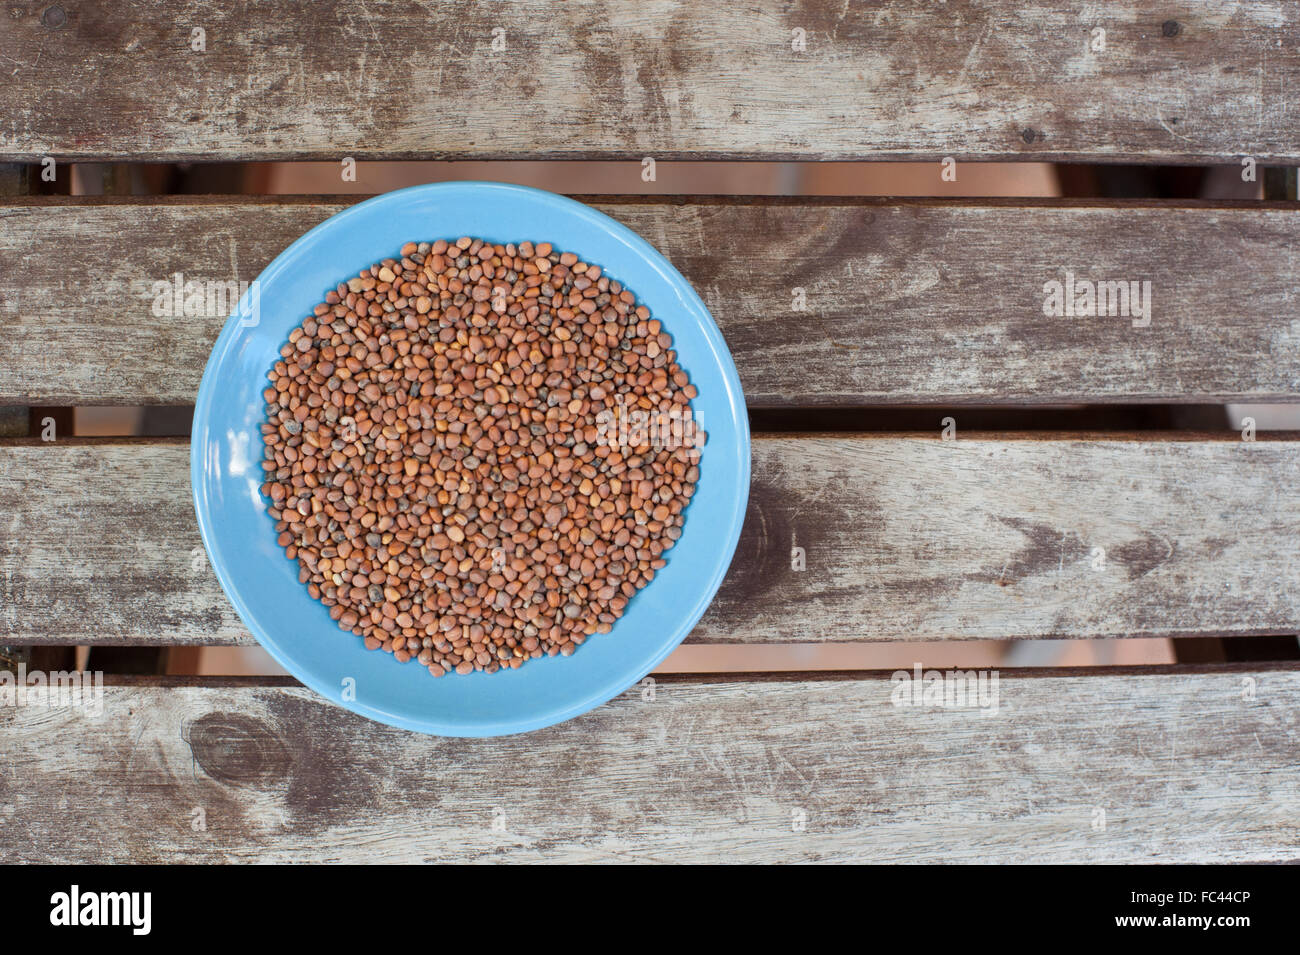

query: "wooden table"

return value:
[1, 1, 1298, 863]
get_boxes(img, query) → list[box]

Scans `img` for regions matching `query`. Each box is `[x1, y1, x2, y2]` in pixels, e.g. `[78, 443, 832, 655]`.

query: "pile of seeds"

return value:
[260, 238, 702, 677]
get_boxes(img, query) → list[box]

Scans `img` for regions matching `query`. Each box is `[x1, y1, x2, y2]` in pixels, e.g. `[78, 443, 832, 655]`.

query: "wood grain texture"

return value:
[2, 1, 1297, 163]
[3, 435, 1298, 646]
[1, 669, 1296, 862]
[3, 197, 1300, 406]
[0, 166, 31, 437]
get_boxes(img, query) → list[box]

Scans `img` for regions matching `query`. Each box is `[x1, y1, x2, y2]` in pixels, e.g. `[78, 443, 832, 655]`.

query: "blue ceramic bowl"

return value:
[192, 182, 749, 736]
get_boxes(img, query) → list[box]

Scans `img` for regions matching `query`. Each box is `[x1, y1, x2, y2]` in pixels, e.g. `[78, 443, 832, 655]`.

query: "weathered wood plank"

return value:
[2, 435, 1297, 645]
[2, 668, 1296, 862]
[3, 197, 1300, 406]
[0, 166, 32, 437]
[2, 1, 1297, 163]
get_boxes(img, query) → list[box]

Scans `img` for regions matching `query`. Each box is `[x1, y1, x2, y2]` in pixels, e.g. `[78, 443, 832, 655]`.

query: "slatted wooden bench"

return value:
[2, 1, 1299, 863]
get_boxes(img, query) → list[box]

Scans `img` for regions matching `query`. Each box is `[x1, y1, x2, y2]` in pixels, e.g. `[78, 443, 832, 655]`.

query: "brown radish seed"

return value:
[260, 239, 702, 677]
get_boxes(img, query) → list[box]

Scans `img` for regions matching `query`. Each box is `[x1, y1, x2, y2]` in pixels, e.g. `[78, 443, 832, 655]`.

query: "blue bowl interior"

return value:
[192, 182, 750, 736]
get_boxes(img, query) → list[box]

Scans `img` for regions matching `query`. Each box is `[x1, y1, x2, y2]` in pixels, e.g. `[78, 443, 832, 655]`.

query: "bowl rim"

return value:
[191, 181, 750, 735]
